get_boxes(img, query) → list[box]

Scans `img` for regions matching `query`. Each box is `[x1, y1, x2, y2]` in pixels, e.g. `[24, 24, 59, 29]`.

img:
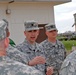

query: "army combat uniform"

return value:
[6, 45, 29, 64]
[0, 19, 43, 75]
[0, 56, 43, 75]
[39, 24, 66, 75]
[16, 20, 46, 74]
[2, 19, 30, 64]
[16, 39, 46, 75]
[59, 50, 76, 75]
[40, 39, 66, 75]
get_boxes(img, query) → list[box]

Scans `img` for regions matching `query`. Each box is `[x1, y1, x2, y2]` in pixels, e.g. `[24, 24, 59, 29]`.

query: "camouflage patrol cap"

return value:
[24, 20, 40, 31]
[45, 24, 58, 31]
[0, 19, 8, 41]
[2, 19, 8, 28]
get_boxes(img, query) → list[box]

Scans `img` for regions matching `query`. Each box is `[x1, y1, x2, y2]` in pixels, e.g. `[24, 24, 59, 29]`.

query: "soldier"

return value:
[2, 19, 29, 65]
[0, 19, 43, 75]
[59, 50, 76, 75]
[2, 19, 16, 47]
[16, 20, 53, 75]
[39, 24, 66, 75]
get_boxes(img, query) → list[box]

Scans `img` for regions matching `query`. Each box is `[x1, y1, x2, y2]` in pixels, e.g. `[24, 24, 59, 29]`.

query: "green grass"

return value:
[62, 40, 76, 51]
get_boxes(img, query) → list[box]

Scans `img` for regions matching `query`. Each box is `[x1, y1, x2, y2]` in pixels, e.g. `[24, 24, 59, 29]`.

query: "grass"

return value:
[61, 40, 76, 51]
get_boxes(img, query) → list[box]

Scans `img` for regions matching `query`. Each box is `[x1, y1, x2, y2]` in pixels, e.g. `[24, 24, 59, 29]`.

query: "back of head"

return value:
[0, 19, 8, 41]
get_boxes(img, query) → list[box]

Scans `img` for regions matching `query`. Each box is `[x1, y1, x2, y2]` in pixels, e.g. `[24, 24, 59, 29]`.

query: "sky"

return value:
[54, 0, 76, 33]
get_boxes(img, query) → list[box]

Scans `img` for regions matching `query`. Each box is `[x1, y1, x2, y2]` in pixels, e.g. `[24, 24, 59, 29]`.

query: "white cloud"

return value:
[55, 10, 76, 21]
[54, 0, 76, 33]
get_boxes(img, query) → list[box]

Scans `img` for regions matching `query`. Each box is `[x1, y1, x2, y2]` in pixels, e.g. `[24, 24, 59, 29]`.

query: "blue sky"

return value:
[54, 0, 76, 33]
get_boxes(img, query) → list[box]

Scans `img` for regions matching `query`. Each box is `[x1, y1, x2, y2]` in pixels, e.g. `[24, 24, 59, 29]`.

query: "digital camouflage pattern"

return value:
[0, 20, 7, 41]
[16, 39, 46, 75]
[7, 45, 29, 64]
[45, 24, 58, 32]
[59, 50, 76, 75]
[24, 20, 39, 31]
[0, 19, 43, 75]
[0, 19, 29, 64]
[0, 56, 43, 75]
[39, 39, 66, 75]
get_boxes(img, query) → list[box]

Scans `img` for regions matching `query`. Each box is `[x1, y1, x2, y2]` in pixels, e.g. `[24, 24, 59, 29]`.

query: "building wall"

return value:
[0, 2, 55, 44]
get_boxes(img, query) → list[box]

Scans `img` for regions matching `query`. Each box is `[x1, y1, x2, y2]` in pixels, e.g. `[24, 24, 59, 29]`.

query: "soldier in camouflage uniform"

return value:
[59, 50, 76, 75]
[39, 24, 66, 75]
[2, 19, 29, 65]
[0, 19, 44, 75]
[16, 20, 53, 75]
[2, 19, 16, 47]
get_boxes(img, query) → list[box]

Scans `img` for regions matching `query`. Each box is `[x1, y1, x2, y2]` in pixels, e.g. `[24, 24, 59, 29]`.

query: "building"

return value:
[0, 0, 71, 44]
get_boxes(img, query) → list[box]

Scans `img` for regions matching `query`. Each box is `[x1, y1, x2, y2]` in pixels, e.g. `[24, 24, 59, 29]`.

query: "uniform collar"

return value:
[24, 38, 40, 51]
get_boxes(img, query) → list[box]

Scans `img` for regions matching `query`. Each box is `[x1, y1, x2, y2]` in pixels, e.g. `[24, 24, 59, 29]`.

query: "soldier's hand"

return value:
[46, 67, 53, 75]
[28, 56, 46, 66]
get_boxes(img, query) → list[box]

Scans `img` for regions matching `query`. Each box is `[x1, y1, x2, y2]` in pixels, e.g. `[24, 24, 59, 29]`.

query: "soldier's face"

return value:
[24, 30, 39, 43]
[0, 38, 9, 49]
[46, 30, 57, 39]
[0, 38, 9, 56]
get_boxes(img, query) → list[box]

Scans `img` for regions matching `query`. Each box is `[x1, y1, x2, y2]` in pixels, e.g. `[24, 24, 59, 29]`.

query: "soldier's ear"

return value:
[4, 37, 9, 48]
[7, 32, 10, 37]
[37, 30, 39, 36]
[24, 31, 26, 36]
[45, 31, 48, 36]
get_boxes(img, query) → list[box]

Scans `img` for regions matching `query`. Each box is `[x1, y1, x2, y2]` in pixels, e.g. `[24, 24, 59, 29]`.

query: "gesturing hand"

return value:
[28, 56, 46, 66]
[46, 67, 54, 75]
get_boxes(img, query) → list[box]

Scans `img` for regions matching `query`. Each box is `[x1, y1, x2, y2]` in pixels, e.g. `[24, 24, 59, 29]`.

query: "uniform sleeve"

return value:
[60, 42, 67, 59]
[7, 47, 29, 64]
[60, 60, 76, 75]
[15, 44, 23, 52]
[1, 60, 44, 75]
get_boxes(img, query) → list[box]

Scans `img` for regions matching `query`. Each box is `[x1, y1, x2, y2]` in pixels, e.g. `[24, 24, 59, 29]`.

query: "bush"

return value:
[62, 40, 76, 51]
[58, 37, 68, 41]
[70, 37, 76, 40]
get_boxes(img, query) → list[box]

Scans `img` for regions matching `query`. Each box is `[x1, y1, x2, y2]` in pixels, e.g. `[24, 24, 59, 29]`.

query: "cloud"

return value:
[54, 0, 76, 33]
[55, 10, 76, 21]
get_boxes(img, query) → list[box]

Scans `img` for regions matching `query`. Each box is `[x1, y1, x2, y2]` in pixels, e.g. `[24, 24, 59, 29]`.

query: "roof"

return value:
[0, 0, 72, 5]
[0, 0, 71, 2]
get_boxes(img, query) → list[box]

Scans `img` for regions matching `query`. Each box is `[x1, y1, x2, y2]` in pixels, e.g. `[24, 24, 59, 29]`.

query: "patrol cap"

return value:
[2, 19, 8, 28]
[0, 19, 8, 41]
[24, 20, 40, 31]
[45, 24, 58, 32]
